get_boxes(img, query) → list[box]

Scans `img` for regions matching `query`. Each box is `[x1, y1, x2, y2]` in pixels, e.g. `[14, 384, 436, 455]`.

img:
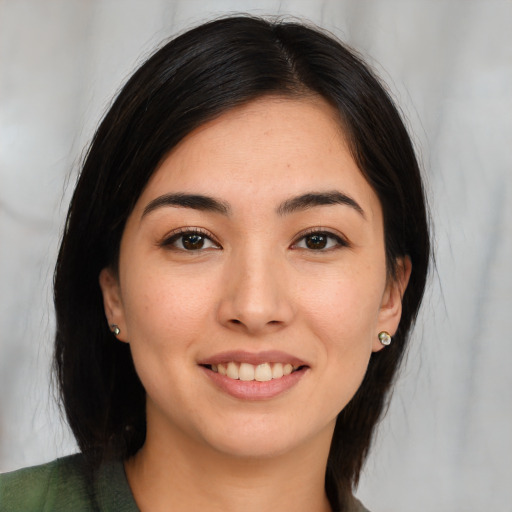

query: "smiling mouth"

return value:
[202, 362, 306, 382]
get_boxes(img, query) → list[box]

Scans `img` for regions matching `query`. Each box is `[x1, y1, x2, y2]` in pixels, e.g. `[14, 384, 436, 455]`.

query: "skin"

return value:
[100, 96, 410, 512]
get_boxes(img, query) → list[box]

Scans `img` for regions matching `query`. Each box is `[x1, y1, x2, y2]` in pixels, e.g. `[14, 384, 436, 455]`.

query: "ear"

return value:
[372, 256, 412, 352]
[99, 267, 129, 343]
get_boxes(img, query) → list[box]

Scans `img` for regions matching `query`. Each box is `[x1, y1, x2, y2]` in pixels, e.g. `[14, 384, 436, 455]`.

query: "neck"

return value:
[125, 420, 334, 512]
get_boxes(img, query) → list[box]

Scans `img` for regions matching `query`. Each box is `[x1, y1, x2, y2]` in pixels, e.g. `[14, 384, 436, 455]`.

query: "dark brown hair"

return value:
[54, 15, 430, 510]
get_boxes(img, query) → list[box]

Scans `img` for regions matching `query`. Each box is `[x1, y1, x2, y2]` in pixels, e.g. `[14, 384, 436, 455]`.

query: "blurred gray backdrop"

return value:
[1, 1, 511, 511]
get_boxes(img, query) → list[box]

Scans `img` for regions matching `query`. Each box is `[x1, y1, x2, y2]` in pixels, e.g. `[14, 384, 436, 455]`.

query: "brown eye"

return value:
[182, 233, 205, 250]
[162, 230, 220, 251]
[305, 234, 328, 250]
[293, 231, 347, 251]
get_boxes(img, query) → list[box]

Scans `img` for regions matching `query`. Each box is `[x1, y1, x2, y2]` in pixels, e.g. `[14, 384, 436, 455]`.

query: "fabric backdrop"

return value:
[1, 1, 510, 511]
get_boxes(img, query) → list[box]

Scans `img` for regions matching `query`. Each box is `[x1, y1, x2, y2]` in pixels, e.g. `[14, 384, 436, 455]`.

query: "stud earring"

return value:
[110, 324, 121, 336]
[378, 331, 392, 346]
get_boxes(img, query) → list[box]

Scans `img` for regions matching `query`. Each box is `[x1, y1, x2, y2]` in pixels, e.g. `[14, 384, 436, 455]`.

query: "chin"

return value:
[201, 415, 334, 461]
[210, 433, 300, 460]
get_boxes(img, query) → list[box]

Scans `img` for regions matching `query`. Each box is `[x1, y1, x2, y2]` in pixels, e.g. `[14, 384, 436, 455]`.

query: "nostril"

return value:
[229, 319, 280, 326]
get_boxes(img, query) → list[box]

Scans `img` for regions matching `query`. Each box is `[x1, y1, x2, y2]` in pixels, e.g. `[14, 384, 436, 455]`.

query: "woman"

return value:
[0, 15, 430, 512]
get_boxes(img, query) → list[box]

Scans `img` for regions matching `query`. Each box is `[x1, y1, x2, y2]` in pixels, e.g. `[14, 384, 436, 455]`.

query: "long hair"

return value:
[54, 16, 430, 509]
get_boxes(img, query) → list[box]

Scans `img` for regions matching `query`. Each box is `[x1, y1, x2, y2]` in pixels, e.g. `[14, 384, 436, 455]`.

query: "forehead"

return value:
[135, 96, 380, 221]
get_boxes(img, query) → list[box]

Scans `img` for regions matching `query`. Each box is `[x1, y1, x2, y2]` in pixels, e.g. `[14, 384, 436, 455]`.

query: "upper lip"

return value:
[198, 350, 308, 367]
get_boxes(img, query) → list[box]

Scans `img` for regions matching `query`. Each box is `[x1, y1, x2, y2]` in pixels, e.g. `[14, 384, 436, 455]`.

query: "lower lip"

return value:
[201, 366, 308, 400]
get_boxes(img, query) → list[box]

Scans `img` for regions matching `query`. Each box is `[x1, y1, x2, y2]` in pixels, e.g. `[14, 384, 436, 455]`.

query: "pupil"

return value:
[183, 234, 204, 250]
[306, 234, 327, 249]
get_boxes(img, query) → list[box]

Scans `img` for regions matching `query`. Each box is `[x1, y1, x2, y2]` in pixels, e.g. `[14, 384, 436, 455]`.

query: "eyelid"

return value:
[290, 227, 350, 250]
[159, 227, 222, 250]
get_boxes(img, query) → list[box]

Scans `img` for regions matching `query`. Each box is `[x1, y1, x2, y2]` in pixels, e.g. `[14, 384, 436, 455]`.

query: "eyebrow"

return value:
[276, 191, 365, 218]
[142, 190, 365, 219]
[142, 193, 231, 218]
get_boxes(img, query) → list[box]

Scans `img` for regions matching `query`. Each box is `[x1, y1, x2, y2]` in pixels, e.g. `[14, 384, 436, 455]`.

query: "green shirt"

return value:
[1, 454, 370, 511]
[0, 454, 138, 512]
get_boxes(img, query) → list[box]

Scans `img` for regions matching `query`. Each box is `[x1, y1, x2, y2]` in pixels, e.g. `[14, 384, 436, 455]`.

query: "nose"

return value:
[216, 247, 294, 335]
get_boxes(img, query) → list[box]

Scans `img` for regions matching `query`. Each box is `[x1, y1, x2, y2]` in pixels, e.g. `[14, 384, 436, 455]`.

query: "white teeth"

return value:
[211, 362, 301, 381]
[239, 362, 255, 381]
[272, 363, 284, 379]
[226, 361, 239, 380]
[254, 363, 272, 382]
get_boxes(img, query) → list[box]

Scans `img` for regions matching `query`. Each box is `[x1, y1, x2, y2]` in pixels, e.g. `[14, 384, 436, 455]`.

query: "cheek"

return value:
[120, 267, 218, 372]
[120, 269, 218, 407]
[299, 263, 385, 342]
[297, 262, 386, 402]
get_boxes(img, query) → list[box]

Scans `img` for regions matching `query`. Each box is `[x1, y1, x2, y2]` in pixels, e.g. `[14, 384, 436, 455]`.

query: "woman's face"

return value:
[100, 96, 407, 459]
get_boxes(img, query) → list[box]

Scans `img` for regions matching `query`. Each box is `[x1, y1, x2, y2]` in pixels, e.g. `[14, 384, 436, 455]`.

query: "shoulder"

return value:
[0, 454, 139, 512]
[0, 454, 95, 511]
[347, 495, 372, 512]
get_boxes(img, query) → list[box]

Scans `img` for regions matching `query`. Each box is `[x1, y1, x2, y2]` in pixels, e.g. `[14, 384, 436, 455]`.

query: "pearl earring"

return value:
[110, 324, 121, 336]
[378, 331, 392, 346]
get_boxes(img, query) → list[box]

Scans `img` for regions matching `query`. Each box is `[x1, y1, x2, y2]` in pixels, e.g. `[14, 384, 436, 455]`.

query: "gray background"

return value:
[1, 1, 511, 511]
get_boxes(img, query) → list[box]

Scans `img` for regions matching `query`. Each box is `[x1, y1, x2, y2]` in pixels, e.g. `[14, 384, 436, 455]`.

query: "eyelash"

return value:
[291, 228, 349, 252]
[160, 228, 349, 252]
[160, 228, 220, 251]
